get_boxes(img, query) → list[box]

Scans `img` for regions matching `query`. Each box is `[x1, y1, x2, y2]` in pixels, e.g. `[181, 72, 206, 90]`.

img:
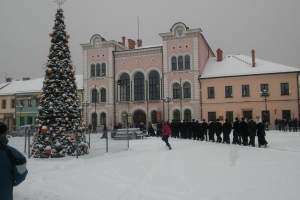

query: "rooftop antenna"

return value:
[53, 0, 66, 7]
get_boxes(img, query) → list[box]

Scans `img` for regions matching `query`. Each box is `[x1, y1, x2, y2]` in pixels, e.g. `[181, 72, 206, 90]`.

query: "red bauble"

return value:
[49, 33, 53, 37]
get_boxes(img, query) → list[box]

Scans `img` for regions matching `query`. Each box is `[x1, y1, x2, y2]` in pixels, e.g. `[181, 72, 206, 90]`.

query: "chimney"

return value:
[137, 39, 142, 48]
[216, 48, 223, 61]
[251, 49, 255, 67]
[23, 77, 30, 81]
[122, 36, 126, 46]
[128, 39, 136, 49]
[6, 77, 11, 82]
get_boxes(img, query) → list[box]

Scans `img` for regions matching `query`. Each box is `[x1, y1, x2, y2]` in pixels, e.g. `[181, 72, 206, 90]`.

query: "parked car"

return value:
[10, 130, 23, 137]
[19, 125, 36, 136]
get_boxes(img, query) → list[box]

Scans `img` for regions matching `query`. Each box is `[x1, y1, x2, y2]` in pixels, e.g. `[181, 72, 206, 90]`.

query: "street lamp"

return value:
[82, 101, 90, 147]
[16, 104, 24, 128]
[117, 79, 129, 147]
[260, 89, 270, 130]
[163, 96, 172, 122]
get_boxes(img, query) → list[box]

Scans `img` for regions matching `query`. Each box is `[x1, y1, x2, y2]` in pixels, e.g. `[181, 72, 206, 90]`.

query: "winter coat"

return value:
[247, 120, 257, 131]
[0, 137, 28, 200]
[233, 120, 240, 132]
[222, 122, 232, 133]
[256, 122, 265, 137]
[162, 125, 172, 136]
[215, 121, 223, 133]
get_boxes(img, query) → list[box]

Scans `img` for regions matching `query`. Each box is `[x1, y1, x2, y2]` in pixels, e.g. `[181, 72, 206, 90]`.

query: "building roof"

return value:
[200, 55, 300, 79]
[0, 75, 83, 95]
[0, 82, 10, 89]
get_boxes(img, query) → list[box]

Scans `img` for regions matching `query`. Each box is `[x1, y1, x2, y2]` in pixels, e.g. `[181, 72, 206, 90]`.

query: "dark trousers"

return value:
[162, 136, 171, 148]
[232, 131, 240, 144]
[200, 130, 207, 141]
[223, 131, 230, 144]
[216, 131, 222, 143]
[209, 130, 215, 142]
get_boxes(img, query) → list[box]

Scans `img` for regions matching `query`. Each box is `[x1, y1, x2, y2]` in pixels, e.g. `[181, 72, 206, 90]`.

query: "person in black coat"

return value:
[247, 118, 257, 147]
[181, 120, 187, 139]
[222, 119, 232, 144]
[256, 119, 268, 148]
[156, 121, 162, 137]
[239, 117, 248, 146]
[193, 120, 201, 140]
[232, 117, 240, 145]
[201, 119, 208, 141]
[208, 119, 215, 142]
[148, 122, 155, 136]
[215, 119, 223, 143]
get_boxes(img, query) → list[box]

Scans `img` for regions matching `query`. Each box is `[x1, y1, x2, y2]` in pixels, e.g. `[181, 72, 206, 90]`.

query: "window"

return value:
[282, 110, 291, 120]
[242, 85, 250, 96]
[184, 109, 191, 121]
[119, 73, 130, 101]
[91, 89, 97, 103]
[171, 56, 177, 70]
[184, 55, 190, 69]
[134, 72, 145, 101]
[35, 98, 40, 107]
[281, 83, 289, 95]
[101, 63, 106, 76]
[178, 56, 183, 70]
[183, 82, 191, 98]
[11, 99, 15, 108]
[208, 112, 216, 121]
[173, 83, 180, 99]
[151, 111, 157, 124]
[20, 117, 24, 126]
[100, 88, 106, 103]
[226, 111, 233, 123]
[225, 86, 232, 98]
[243, 111, 253, 120]
[261, 110, 269, 123]
[90, 64, 95, 77]
[27, 117, 33, 124]
[28, 99, 32, 107]
[149, 71, 160, 100]
[173, 110, 180, 121]
[96, 64, 101, 76]
[20, 100, 24, 106]
[100, 113, 106, 125]
[260, 84, 269, 92]
[2, 100, 6, 109]
[207, 87, 215, 98]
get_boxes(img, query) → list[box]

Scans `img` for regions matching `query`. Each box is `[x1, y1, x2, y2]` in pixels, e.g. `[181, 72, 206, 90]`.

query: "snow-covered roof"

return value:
[136, 44, 162, 49]
[0, 82, 10, 89]
[200, 55, 300, 79]
[0, 75, 83, 95]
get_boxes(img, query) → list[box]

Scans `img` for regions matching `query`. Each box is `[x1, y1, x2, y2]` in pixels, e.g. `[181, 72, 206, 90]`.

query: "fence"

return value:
[7, 130, 129, 159]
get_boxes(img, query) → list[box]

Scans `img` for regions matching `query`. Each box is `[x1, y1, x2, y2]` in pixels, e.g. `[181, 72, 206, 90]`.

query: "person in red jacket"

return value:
[162, 121, 172, 150]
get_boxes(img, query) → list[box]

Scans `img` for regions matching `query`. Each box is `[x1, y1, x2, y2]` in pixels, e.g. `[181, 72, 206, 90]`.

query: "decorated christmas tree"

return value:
[31, 4, 88, 158]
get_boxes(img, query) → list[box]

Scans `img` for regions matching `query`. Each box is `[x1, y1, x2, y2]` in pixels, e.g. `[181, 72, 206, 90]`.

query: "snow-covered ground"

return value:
[9, 130, 300, 200]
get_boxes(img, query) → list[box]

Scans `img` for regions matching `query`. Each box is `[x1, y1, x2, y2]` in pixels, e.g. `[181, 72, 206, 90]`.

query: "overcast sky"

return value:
[0, 0, 299, 83]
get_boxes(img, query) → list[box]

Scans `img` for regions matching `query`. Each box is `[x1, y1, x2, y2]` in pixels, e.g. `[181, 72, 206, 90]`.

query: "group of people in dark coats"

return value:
[275, 118, 299, 132]
[148, 117, 268, 148]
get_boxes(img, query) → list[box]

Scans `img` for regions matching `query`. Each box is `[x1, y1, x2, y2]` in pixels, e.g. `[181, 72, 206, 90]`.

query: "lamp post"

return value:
[16, 104, 24, 128]
[163, 96, 172, 122]
[82, 101, 90, 147]
[117, 79, 129, 147]
[260, 89, 270, 131]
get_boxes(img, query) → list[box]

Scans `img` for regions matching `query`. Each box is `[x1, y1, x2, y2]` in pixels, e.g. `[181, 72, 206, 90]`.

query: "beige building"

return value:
[199, 50, 300, 129]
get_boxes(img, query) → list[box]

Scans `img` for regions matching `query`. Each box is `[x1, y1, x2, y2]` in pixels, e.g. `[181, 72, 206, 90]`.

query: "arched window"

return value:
[119, 73, 130, 101]
[91, 64, 95, 77]
[185, 55, 190, 69]
[101, 63, 106, 76]
[134, 72, 144, 101]
[173, 110, 180, 121]
[100, 88, 106, 103]
[171, 56, 177, 70]
[183, 82, 191, 98]
[92, 88, 97, 103]
[184, 109, 192, 121]
[178, 56, 183, 70]
[151, 110, 157, 124]
[96, 64, 101, 76]
[173, 83, 180, 99]
[149, 71, 160, 100]
[100, 113, 106, 125]
[92, 113, 97, 129]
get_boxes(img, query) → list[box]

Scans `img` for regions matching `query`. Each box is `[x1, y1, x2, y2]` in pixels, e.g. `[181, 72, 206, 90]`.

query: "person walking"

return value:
[232, 117, 240, 145]
[201, 119, 208, 141]
[215, 119, 223, 143]
[222, 119, 232, 144]
[256, 119, 268, 148]
[247, 118, 257, 147]
[239, 117, 248, 146]
[162, 121, 172, 150]
[0, 122, 28, 200]
[101, 124, 108, 139]
[208, 119, 215, 142]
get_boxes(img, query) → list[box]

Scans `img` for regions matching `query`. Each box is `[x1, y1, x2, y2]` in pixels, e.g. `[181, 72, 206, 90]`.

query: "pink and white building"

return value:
[81, 22, 300, 129]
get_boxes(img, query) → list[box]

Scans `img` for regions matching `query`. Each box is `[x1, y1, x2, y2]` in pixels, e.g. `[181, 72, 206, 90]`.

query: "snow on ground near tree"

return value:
[11, 130, 300, 200]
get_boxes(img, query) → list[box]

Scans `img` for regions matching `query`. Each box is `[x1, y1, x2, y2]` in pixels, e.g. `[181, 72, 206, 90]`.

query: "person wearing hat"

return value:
[222, 119, 232, 144]
[256, 119, 268, 148]
[232, 117, 240, 144]
[0, 122, 28, 200]
[161, 121, 172, 150]
[247, 118, 257, 147]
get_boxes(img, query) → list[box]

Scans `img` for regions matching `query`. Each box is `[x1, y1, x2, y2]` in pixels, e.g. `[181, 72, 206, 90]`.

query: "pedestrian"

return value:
[215, 119, 222, 143]
[256, 119, 268, 148]
[239, 117, 248, 146]
[148, 122, 155, 137]
[0, 122, 28, 200]
[208, 119, 215, 142]
[101, 124, 107, 139]
[161, 121, 172, 150]
[201, 119, 208, 141]
[274, 118, 278, 130]
[247, 118, 257, 147]
[232, 117, 240, 145]
[222, 119, 232, 144]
